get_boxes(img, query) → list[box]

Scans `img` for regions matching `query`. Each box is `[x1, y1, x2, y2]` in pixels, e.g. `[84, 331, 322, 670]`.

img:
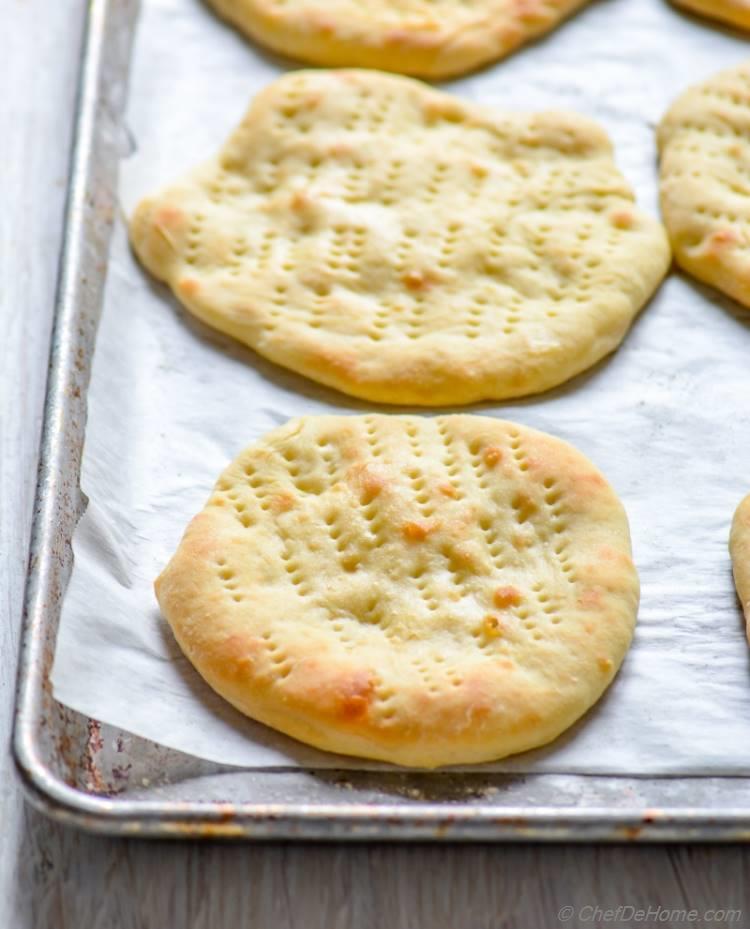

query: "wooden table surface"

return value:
[2, 1, 749, 925]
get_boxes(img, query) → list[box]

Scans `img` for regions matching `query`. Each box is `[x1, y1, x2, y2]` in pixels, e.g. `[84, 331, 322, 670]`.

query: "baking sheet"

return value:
[51, 0, 750, 773]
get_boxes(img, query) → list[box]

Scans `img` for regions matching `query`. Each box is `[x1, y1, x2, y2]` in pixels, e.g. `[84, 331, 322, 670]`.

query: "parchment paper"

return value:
[52, 0, 750, 772]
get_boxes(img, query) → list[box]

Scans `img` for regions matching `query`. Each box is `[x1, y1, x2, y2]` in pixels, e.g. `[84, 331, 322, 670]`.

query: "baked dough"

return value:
[206, 0, 591, 79]
[670, 0, 750, 31]
[156, 414, 640, 768]
[730, 494, 750, 641]
[132, 70, 670, 406]
[659, 61, 750, 307]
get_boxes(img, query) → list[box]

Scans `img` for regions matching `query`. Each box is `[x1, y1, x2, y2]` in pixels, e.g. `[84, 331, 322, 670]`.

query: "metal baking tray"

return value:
[13, 0, 750, 841]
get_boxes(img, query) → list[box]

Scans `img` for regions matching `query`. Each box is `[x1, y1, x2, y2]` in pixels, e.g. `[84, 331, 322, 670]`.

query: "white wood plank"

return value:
[1, 1, 749, 925]
[0, 0, 86, 921]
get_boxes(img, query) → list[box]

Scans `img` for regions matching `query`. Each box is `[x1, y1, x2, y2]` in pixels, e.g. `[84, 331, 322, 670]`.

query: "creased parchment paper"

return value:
[52, 0, 750, 772]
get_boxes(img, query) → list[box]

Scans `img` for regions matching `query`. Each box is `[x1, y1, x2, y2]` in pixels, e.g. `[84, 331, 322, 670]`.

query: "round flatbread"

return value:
[670, 0, 750, 31]
[659, 61, 750, 307]
[156, 414, 639, 768]
[132, 70, 670, 407]
[206, 0, 590, 80]
[730, 493, 750, 641]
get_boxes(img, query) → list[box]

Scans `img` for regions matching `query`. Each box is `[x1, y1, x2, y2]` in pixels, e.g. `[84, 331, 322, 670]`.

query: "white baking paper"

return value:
[52, 0, 750, 772]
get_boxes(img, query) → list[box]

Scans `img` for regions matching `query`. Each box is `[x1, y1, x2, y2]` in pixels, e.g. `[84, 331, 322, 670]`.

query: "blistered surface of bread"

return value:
[131, 70, 670, 406]
[206, 0, 590, 79]
[659, 62, 750, 307]
[155, 415, 639, 768]
[730, 494, 750, 641]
